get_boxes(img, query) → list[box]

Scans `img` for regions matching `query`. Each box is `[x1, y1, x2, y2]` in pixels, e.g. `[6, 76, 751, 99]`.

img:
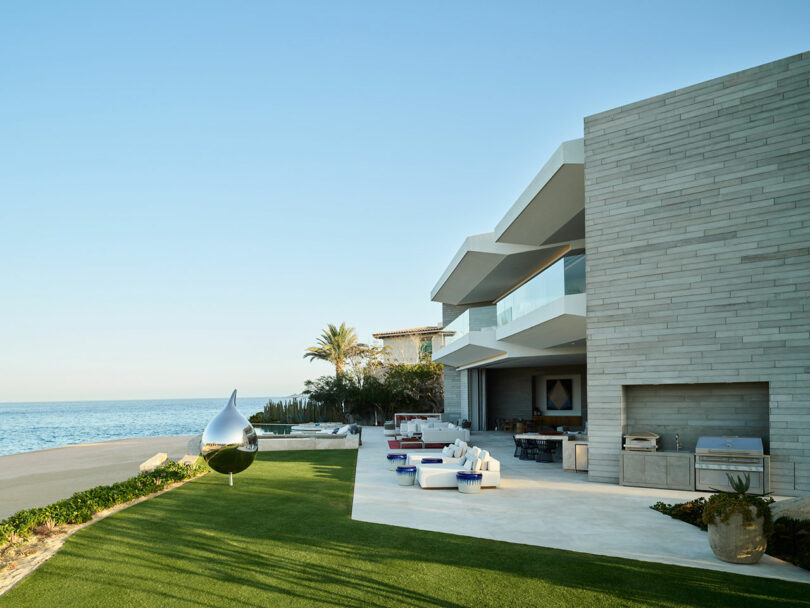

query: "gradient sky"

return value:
[2, 1, 808, 401]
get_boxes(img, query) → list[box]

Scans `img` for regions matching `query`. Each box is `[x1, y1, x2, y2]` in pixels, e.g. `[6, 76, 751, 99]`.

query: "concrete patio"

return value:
[351, 426, 810, 584]
[0, 436, 193, 519]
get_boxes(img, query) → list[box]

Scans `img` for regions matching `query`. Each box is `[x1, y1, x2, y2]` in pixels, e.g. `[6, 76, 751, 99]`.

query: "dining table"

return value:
[515, 433, 572, 442]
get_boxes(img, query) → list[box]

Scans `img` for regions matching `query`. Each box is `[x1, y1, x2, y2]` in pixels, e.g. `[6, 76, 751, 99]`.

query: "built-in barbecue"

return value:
[695, 436, 770, 495]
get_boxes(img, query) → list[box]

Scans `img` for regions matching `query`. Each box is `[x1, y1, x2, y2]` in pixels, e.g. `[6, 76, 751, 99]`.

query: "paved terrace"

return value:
[352, 427, 810, 585]
[0, 436, 192, 519]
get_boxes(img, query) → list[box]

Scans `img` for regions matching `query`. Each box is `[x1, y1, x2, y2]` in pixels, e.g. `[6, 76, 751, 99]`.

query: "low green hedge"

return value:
[0, 459, 207, 546]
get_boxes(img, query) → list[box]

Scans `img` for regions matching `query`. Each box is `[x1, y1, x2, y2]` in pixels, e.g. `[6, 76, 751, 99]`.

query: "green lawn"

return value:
[2, 451, 807, 607]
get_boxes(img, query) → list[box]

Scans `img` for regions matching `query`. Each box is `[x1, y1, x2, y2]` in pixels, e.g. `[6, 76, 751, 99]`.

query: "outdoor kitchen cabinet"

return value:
[562, 439, 588, 472]
[619, 451, 695, 491]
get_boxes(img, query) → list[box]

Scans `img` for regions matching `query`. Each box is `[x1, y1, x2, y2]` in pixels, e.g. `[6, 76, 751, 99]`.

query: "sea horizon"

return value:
[0, 396, 306, 457]
[0, 394, 305, 406]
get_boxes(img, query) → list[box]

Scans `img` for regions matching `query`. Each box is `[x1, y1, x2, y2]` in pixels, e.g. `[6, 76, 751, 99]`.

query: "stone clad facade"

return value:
[584, 53, 810, 494]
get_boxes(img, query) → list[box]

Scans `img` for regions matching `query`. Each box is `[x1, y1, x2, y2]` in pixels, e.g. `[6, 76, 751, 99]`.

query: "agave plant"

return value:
[726, 473, 751, 496]
[703, 472, 774, 537]
[709, 472, 751, 496]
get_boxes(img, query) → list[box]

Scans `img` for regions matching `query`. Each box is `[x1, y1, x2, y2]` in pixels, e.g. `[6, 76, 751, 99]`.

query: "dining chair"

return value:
[535, 440, 555, 463]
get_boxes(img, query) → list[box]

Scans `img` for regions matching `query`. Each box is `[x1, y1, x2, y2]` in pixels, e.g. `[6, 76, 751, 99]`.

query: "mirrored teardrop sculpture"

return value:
[201, 390, 258, 480]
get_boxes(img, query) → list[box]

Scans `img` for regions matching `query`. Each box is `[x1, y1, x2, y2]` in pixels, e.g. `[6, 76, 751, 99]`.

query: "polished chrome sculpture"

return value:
[201, 389, 258, 485]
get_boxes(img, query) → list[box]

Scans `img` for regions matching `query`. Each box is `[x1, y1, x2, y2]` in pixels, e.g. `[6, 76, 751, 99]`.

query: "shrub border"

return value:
[0, 460, 207, 547]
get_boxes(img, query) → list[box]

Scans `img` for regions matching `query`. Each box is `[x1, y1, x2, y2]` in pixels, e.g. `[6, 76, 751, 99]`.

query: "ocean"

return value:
[0, 396, 282, 457]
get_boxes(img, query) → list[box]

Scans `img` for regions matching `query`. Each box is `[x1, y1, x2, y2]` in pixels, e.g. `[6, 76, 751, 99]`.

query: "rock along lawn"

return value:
[2, 450, 808, 608]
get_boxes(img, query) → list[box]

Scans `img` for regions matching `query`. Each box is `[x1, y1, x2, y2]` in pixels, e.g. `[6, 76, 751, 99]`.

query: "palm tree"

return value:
[303, 323, 364, 377]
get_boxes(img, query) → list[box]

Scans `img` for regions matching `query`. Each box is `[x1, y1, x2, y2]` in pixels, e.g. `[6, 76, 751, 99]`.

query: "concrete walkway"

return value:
[0, 436, 193, 519]
[352, 426, 810, 585]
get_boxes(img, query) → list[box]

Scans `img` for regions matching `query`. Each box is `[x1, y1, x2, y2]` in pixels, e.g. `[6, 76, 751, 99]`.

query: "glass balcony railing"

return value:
[443, 312, 469, 347]
[443, 307, 497, 347]
[496, 253, 585, 326]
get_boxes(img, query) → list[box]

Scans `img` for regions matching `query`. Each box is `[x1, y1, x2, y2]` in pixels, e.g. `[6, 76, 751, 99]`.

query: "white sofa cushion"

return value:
[486, 458, 501, 472]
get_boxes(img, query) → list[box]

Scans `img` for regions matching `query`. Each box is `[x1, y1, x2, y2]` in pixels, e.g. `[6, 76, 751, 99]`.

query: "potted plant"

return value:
[702, 473, 773, 564]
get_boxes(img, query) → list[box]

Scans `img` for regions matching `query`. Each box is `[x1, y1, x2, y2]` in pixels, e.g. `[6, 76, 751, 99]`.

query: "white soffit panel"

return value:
[494, 139, 585, 247]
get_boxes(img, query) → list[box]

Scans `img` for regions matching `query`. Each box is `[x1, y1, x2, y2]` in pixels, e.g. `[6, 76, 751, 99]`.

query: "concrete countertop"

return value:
[622, 450, 694, 455]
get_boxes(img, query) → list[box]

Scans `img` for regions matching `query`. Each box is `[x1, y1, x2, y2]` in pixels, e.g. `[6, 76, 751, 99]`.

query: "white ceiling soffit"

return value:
[467, 350, 586, 370]
[430, 233, 563, 305]
[494, 138, 585, 247]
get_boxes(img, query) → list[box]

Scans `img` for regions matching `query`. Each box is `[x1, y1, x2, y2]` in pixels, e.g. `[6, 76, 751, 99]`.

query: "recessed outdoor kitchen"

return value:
[619, 382, 771, 494]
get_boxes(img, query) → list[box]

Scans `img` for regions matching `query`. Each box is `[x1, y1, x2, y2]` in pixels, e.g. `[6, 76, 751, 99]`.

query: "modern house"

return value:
[430, 52, 810, 496]
[372, 325, 454, 364]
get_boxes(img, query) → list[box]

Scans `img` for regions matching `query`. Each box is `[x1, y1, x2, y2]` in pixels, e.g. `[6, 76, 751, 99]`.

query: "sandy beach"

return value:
[0, 436, 194, 519]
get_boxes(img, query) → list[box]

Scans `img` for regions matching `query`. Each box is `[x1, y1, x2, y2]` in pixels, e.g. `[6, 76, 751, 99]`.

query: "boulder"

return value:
[177, 454, 199, 467]
[139, 452, 168, 473]
[770, 497, 810, 521]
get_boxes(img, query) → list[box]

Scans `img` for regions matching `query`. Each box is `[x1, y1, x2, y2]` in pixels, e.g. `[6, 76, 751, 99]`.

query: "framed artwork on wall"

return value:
[535, 375, 582, 416]
[546, 378, 573, 410]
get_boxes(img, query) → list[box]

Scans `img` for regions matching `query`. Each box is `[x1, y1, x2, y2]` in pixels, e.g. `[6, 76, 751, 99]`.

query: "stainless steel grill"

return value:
[695, 436, 770, 495]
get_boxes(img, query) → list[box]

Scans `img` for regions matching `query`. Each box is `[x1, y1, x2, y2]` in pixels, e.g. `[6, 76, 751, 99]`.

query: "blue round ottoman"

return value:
[457, 471, 483, 493]
[396, 465, 417, 486]
[421, 458, 443, 464]
[387, 453, 407, 471]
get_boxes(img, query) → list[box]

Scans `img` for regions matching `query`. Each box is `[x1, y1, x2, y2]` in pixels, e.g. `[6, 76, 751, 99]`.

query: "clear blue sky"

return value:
[1, 1, 808, 401]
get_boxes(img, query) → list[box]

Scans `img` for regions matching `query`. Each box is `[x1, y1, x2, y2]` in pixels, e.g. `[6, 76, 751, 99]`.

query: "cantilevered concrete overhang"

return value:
[430, 233, 567, 306]
[470, 348, 586, 370]
[432, 329, 505, 368]
[496, 293, 587, 349]
[433, 327, 585, 370]
[494, 139, 585, 247]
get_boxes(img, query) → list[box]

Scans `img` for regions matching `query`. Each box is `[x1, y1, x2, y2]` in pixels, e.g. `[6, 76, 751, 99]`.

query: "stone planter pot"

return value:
[457, 471, 483, 494]
[387, 453, 407, 471]
[396, 465, 417, 486]
[707, 506, 767, 564]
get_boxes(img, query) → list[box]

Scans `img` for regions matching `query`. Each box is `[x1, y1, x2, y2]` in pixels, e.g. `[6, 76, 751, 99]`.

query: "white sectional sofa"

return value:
[416, 449, 501, 489]
[407, 439, 469, 466]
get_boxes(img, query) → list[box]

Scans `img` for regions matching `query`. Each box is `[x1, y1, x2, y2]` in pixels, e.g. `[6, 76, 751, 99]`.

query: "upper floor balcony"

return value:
[496, 252, 586, 348]
[443, 307, 497, 347]
[432, 306, 503, 368]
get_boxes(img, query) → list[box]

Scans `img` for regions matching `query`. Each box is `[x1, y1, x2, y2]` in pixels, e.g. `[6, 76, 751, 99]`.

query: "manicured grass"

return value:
[2, 451, 808, 607]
